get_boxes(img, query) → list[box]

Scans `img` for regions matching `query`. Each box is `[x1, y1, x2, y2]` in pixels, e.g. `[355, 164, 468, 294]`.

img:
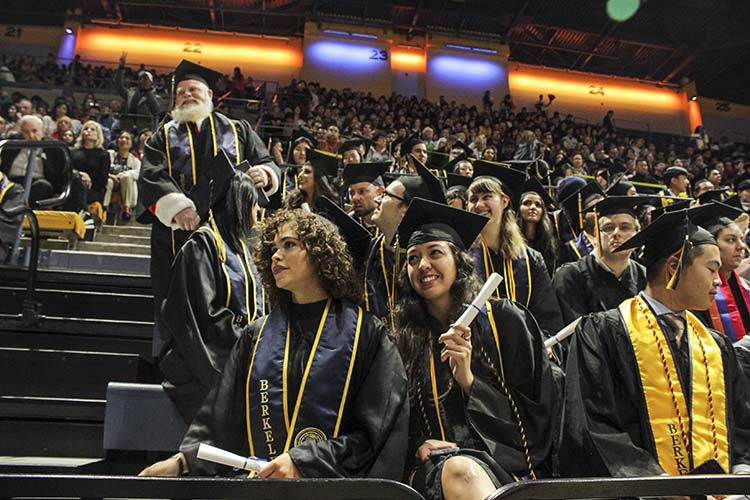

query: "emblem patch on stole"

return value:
[294, 427, 327, 446]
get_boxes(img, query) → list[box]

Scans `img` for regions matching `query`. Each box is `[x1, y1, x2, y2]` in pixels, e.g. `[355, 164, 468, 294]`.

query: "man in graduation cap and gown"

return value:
[561, 204, 750, 478]
[558, 180, 606, 264]
[342, 161, 389, 233]
[138, 60, 280, 314]
[365, 155, 447, 330]
[159, 152, 268, 423]
[396, 133, 429, 173]
[552, 196, 649, 325]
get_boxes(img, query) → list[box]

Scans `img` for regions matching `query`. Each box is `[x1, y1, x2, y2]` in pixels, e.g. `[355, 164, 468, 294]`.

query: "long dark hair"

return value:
[393, 242, 482, 398]
[516, 191, 558, 276]
[212, 172, 256, 254]
[285, 164, 340, 210]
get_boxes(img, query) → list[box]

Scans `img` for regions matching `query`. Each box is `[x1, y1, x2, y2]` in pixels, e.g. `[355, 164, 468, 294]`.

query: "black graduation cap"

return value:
[560, 180, 606, 234]
[444, 153, 470, 173]
[308, 149, 340, 178]
[734, 172, 750, 190]
[449, 140, 474, 158]
[738, 179, 750, 192]
[381, 171, 403, 187]
[585, 195, 655, 218]
[615, 206, 716, 290]
[397, 197, 489, 251]
[317, 196, 372, 267]
[338, 138, 368, 156]
[649, 199, 692, 220]
[472, 159, 527, 207]
[291, 128, 318, 149]
[690, 201, 743, 231]
[173, 59, 223, 91]
[520, 177, 555, 208]
[400, 154, 447, 204]
[606, 179, 636, 196]
[447, 172, 472, 189]
[724, 195, 742, 209]
[427, 150, 449, 169]
[556, 175, 587, 204]
[341, 162, 390, 187]
[398, 132, 424, 157]
[697, 187, 730, 205]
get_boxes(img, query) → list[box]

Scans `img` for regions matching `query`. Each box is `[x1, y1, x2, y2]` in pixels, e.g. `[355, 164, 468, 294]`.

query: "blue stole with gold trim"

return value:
[470, 244, 533, 307]
[246, 300, 361, 460]
[166, 112, 238, 190]
[567, 231, 595, 261]
[224, 244, 264, 326]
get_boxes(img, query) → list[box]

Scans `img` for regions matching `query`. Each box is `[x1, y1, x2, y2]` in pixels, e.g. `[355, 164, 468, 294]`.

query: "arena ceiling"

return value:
[4, 0, 750, 104]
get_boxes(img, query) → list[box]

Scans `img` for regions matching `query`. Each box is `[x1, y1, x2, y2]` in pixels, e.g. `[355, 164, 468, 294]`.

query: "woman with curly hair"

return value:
[466, 165, 563, 336]
[516, 180, 558, 276]
[393, 198, 557, 500]
[141, 209, 408, 480]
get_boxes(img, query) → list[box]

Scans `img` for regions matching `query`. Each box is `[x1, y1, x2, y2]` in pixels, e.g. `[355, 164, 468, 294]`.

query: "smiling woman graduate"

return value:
[392, 198, 558, 500]
[140, 209, 408, 479]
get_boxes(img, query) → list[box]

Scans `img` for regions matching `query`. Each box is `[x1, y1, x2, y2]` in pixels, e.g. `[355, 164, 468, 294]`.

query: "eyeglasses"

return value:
[600, 223, 636, 235]
[382, 190, 407, 203]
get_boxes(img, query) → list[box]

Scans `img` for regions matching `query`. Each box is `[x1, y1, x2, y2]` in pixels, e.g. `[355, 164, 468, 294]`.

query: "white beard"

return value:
[172, 99, 213, 124]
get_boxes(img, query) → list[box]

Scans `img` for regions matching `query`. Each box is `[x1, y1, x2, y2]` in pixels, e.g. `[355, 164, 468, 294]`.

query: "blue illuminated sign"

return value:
[57, 32, 77, 65]
[428, 55, 505, 89]
[305, 40, 389, 74]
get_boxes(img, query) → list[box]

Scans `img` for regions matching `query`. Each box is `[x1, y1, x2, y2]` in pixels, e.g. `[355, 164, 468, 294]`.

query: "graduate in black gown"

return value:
[556, 180, 605, 265]
[552, 196, 649, 325]
[364, 156, 447, 329]
[394, 198, 558, 500]
[159, 158, 267, 424]
[140, 209, 408, 479]
[562, 205, 750, 477]
[466, 163, 563, 337]
[138, 60, 280, 315]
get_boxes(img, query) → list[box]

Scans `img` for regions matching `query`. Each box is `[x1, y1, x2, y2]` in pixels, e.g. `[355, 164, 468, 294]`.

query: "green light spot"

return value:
[606, 0, 641, 22]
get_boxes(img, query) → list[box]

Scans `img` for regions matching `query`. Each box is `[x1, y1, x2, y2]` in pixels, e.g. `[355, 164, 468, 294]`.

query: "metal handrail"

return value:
[0, 475, 424, 500]
[488, 475, 750, 500]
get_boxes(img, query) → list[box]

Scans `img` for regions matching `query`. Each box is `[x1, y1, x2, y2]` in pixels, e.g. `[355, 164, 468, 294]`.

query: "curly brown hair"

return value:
[254, 209, 362, 305]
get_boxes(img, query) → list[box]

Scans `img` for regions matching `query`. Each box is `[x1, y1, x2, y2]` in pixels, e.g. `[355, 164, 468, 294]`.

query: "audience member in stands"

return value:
[394, 199, 556, 499]
[105, 130, 141, 221]
[366, 130, 392, 162]
[140, 209, 408, 479]
[553, 196, 648, 326]
[467, 173, 563, 336]
[561, 204, 750, 477]
[71, 120, 110, 220]
[159, 171, 265, 423]
[0, 115, 67, 208]
[138, 60, 279, 319]
[114, 52, 161, 134]
[133, 128, 152, 160]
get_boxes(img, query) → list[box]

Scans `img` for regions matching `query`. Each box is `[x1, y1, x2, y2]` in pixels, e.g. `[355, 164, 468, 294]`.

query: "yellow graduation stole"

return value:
[619, 296, 729, 475]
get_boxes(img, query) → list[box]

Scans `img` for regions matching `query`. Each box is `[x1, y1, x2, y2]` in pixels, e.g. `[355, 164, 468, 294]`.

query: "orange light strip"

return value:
[391, 50, 426, 71]
[509, 72, 682, 109]
[76, 28, 302, 68]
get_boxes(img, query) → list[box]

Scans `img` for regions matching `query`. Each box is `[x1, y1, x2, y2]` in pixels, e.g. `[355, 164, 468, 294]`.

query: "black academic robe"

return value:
[552, 255, 647, 325]
[551, 210, 575, 244]
[180, 299, 409, 479]
[137, 112, 278, 312]
[470, 244, 564, 336]
[408, 299, 558, 492]
[363, 233, 399, 329]
[0, 177, 24, 263]
[158, 226, 265, 423]
[561, 306, 750, 477]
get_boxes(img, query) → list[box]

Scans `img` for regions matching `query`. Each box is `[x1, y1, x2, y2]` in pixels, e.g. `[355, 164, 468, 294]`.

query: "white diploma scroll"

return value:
[197, 443, 269, 472]
[301, 202, 312, 213]
[455, 272, 503, 328]
[544, 317, 582, 349]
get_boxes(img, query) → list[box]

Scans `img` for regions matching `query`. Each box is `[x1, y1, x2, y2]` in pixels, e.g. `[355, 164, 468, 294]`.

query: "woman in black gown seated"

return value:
[393, 198, 557, 500]
[141, 209, 408, 479]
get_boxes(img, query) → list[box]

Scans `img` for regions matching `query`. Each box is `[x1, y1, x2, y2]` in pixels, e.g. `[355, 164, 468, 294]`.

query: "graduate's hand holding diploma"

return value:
[258, 452, 302, 479]
[439, 324, 474, 394]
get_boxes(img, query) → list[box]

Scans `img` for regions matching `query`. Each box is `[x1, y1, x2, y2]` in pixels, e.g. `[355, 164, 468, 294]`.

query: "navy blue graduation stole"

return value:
[245, 300, 363, 460]
[164, 112, 239, 190]
[363, 234, 397, 328]
[471, 242, 532, 306]
[567, 231, 595, 261]
[224, 241, 264, 326]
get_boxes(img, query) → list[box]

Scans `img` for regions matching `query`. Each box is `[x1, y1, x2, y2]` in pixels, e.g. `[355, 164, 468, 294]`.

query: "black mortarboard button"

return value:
[520, 177, 555, 208]
[308, 149, 340, 178]
[399, 154, 447, 204]
[397, 197, 489, 250]
[173, 59, 223, 91]
[472, 159, 527, 207]
[341, 162, 390, 187]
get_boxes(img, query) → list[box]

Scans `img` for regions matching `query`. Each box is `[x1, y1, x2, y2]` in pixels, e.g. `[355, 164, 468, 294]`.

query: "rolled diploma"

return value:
[301, 202, 312, 213]
[197, 443, 269, 472]
[544, 317, 582, 349]
[454, 272, 503, 328]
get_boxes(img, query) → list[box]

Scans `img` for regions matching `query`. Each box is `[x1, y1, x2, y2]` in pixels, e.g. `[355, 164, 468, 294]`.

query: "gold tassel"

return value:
[594, 207, 601, 258]
[577, 193, 584, 233]
[209, 209, 227, 264]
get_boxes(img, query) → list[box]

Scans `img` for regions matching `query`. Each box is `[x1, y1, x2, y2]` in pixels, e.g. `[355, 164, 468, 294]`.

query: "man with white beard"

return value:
[139, 60, 280, 316]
